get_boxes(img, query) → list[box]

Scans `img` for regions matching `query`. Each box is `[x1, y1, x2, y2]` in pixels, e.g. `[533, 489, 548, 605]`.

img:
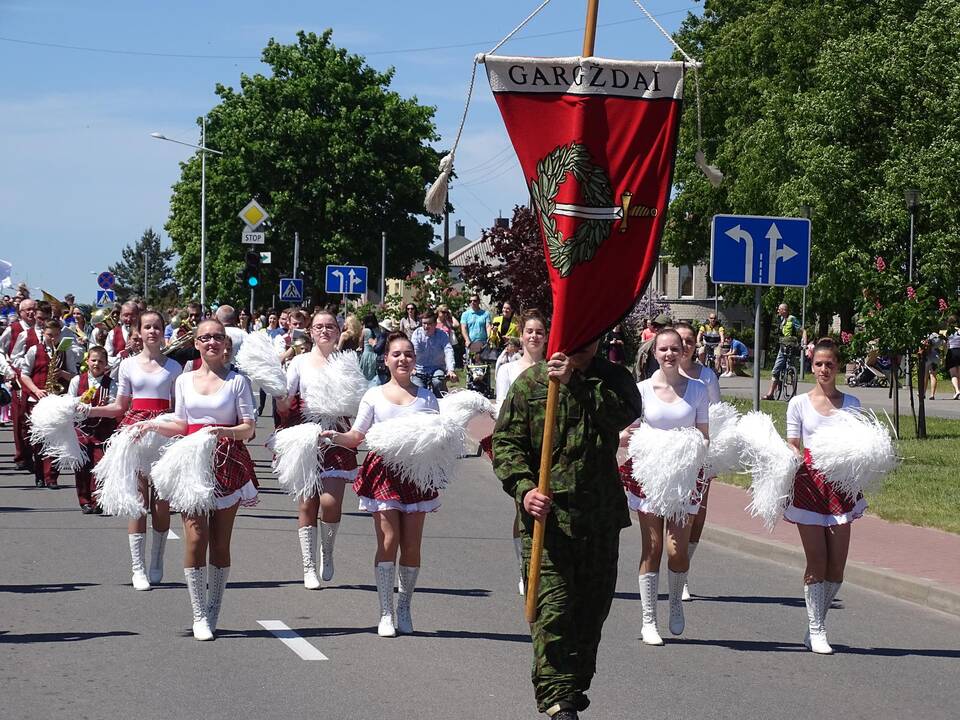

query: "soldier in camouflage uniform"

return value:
[493, 341, 642, 719]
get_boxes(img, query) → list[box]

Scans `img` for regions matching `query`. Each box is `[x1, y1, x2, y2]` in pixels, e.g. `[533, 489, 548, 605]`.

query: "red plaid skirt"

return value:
[319, 445, 358, 476]
[211, 437, 259, 507]
[619, 459, 705, 506]
[479, 434, 493, 461]
[785, 449, 864, 523]
[354, 452, 439, 506]
[278, 393, 305, 429]
[120, 407, 168, 427]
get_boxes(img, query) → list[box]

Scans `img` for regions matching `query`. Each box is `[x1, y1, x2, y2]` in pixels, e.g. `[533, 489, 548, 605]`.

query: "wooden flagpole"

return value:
[524, 0, 601, 625]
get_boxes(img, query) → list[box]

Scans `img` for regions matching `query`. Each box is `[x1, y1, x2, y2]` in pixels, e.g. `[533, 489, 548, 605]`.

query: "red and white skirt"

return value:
[353, 452, 440, 514]
[317, 445, 359, 483]
[784, 449, 866, 526]
[185, 423, 259, 510]
[619, 459, 704, 516]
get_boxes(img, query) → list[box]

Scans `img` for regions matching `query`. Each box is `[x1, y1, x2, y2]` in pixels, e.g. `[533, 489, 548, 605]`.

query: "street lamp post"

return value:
[799, 204, 812, 381]
[904, 188, 924, 438]
[151, 119, 223, 308]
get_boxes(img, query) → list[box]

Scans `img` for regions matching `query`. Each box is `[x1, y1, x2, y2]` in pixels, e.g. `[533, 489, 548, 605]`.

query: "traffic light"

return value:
[243, 250, 261, 288]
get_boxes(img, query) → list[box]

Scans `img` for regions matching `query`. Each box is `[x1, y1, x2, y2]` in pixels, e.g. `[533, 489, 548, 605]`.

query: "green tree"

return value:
[165, 31, 441, 307]
[667, 1, 960, 339]
[108, 227, 177, 304]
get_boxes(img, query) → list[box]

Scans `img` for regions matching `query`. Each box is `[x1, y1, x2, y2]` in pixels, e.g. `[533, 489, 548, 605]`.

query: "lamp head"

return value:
[904, 188, 920, 211]
[150, 132, 166, 139]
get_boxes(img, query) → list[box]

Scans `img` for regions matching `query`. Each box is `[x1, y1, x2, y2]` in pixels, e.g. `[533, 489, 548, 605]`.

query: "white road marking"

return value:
[257, 621, 328, 660]
[167, 529, 179, 540]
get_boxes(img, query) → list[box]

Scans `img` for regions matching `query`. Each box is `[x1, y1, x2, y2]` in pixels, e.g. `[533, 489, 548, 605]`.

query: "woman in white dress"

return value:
[494, 309, 547, 595]
[87, 310, 182, 591]
[620, 328, 709, 645]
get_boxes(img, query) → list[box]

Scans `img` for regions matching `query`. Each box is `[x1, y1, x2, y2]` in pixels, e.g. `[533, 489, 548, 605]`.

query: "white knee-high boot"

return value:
[184, 567, 213, 641]
[513, 537, 525, 596]
[298, 526, 320, 590]
[319, 521, 339, 582]
[638, 572, 663, 646]
[206, 565, 230, 634]
[148, 529, 167, 584]
[682, 542, 698, 601]
[804, 582, 833, 654]
[668, 569, 687, 635]
[129, 533, 150, 591]
[375, 562, 397, 638]
[396, 565, 419, 634]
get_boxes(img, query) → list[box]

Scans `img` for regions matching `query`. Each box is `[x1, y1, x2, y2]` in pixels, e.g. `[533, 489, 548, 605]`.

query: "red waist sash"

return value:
[187, 423, 229, 435]
[131, 398, 170, 411]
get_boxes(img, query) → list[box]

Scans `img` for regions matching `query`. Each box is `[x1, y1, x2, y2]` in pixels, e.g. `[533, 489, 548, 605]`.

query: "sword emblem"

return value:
[552, 192, 658, 233]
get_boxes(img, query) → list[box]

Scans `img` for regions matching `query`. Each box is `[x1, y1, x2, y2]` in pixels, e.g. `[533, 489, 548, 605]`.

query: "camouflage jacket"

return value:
[493, 357, 642, 538]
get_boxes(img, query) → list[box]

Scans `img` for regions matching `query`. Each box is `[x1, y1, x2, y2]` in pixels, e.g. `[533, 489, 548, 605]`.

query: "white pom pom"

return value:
[28, 395, 87, 472]
[439, 389, 495, 427]
[424, 154, 453, 215]
[133, 414, 178, 475]
[151, 431, 218, 515]
[738, 411, 801, 531]
[628, 424, 706, 524]
[365, 413, 465, 493]
[807, 408, 898, 500]
[302, 352, 368, 425]
[705, 401, 743, 476]
[93, 429, 147, 518]
[271, 423, 325, 500]
[236, 332, 287, 398]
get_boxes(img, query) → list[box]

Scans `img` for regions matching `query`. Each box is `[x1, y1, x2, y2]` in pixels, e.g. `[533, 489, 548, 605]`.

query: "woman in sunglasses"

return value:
[143, 318, 257, 640]
[276, 310, 360, 590]
[399, 303, 419, 338]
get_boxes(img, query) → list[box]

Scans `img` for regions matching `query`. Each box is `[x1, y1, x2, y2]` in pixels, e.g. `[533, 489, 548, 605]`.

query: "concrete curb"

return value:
[703, 525, 960, 619]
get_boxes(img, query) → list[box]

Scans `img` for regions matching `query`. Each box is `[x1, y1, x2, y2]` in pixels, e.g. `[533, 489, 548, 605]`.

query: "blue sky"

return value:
[0, 0, 696, 302]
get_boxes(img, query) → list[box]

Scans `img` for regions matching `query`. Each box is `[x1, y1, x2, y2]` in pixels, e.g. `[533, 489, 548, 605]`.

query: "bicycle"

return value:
[773, 340, 801, 401]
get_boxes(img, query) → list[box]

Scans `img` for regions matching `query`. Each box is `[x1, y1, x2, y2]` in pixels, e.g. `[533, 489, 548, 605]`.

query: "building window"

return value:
[679, 265, 694, 298]
[656, 260, 669, 297]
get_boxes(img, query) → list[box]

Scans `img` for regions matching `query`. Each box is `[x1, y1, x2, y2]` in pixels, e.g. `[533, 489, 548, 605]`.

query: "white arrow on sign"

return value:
[767, 223, 798, 285]
[724, 224, 754, 283]
[331, 270, 344, 293]
[348, 269, 363, 292]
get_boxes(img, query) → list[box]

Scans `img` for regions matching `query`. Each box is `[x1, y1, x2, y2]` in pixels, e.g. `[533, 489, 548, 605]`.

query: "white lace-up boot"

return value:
[319, 521, 339, 582]
[682, 542, 698, 601]
[184, 567, 213, 641]
[638, 572, 664, 646]
[298, 526, 320, 590]
[148, 529, 167, 584]
[668, 570, 687, 635]
[513, 537, 525, 596]
[803, 582, 834, 654]
[396, 565, 420, 634]
[206, 565, 230, 634]
[129, 533, 151, 591]
[375, 562, 397, 637]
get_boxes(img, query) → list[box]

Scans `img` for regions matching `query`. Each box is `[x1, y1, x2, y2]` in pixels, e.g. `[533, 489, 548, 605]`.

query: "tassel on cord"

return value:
[628, 424, 707, 524]
[807, 408, 899, 501]
[271, 422, 326, 501]
[302, 352, 368, 427]
[235, 331, 287, 398]
[150, 430, 218, 515]
[739, 411, 801, 531]
[439, 389, 495, 428]
[365, 413, 465, 493]
[424, 154, 455, 216]
[27, 395, 88, 472]
[705, 401, 742, 476]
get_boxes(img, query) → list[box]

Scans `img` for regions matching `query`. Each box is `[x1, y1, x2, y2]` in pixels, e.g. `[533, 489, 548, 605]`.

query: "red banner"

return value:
[485, 56, 686, 355]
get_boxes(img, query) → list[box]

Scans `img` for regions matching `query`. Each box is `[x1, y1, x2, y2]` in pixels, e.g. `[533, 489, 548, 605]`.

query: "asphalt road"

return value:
[2, 420, 959, 720]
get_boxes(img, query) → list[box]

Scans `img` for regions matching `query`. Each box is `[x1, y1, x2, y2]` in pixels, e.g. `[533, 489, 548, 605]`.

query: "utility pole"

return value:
[443, 207, 450, 266]
[143, 242, 148, 302]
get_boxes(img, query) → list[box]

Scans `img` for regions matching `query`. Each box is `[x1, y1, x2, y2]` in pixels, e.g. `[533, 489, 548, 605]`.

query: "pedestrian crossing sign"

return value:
[279, 278, 304, 302]
[96, 289, 116, 306]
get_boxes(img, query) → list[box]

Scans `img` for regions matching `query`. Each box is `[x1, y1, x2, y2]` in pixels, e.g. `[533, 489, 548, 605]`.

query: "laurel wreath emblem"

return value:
[529, 143, 614, 278]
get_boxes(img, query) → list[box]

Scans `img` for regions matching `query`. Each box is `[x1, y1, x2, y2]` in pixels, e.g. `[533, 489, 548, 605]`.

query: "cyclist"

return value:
[410, 310, 457, 397]
[696, 313, 725, 366]
[764, 303, 802, 400]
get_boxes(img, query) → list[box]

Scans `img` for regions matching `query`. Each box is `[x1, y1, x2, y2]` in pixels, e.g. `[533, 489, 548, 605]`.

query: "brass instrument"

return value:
[291, 336, 312, 355]
[44, 338, 72, 396]
[91, 306, 118, 331]
[162, 316, 197, 357]
[41, 290, 67, 318]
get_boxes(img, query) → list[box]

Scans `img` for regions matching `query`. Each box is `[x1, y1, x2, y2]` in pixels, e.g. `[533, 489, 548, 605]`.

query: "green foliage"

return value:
[668, 1, 960, 332]
[108, 228, 177, 305]
[403, 266, 466, 318]
[165, 31, 441, 306]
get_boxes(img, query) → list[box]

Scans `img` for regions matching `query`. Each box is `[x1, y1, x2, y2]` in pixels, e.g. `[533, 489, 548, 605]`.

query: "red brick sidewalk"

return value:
[702, 481, 960, 616]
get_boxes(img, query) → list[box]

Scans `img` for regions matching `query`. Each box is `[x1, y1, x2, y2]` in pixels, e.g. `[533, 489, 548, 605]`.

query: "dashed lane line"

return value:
[257, 620, 328, 660]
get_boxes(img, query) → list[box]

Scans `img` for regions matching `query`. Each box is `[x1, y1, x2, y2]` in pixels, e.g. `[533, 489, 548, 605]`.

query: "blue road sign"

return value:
[325, 265, 368, 295]
[97, 271, 115, 290]
[710, 215, 811, 287]
[279, 278, 304, 303]
[95, 289, 116, 306]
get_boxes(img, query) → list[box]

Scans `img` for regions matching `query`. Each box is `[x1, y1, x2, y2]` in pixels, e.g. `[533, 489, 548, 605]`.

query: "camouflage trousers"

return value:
[522, 527, 621, 714]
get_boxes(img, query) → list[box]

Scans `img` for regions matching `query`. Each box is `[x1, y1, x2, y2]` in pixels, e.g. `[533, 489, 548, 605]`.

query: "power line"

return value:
[456, 145, 515, 175]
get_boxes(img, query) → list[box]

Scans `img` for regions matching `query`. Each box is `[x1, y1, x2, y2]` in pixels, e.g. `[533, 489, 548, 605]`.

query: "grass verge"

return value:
[720, 395, 960, 535]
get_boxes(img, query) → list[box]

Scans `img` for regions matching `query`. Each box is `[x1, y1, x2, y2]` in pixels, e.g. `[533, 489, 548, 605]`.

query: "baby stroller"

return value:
[846, 355, 890, 388]
[465, 341, 497, 399]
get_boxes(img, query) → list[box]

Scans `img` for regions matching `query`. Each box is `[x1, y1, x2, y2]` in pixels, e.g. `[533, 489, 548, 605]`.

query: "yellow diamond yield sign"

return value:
[238, 199, 269, 230]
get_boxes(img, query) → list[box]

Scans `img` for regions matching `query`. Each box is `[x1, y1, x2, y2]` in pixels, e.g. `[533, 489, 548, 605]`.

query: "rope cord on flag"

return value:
[424, 0, 556, 215]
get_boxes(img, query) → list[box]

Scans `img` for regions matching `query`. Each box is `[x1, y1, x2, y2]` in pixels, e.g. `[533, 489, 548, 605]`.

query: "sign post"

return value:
[710, 214, 811, 410]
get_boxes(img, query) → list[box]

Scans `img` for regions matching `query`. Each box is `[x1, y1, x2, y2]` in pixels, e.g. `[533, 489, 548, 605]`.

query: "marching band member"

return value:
[675, 321, 721, 601]
[622, 328, 709, 645]
[320, 332, 442, 638]
[18, 320, 78, 488]
[67, 345, 117, 513]
[494, 308, 547, 595]
[143, 318, 257, 640]
[0, 297, 37, 469]
[276, 311, 360, 590]
[785, 338, 864, 655]
[86, 311, 181, 591]
[104, 301, 140, 371]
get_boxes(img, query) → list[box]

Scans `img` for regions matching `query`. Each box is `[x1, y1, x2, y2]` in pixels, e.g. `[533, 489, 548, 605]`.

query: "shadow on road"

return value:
[0, 505, 79, 514]
[0, 582, 97, 594]
[614, 592, 807, 608]
[667, 637, 960, 658]
[339, 583, 491, 597]
[0, 630, 138, 644]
